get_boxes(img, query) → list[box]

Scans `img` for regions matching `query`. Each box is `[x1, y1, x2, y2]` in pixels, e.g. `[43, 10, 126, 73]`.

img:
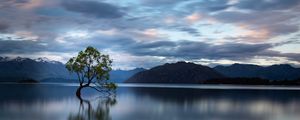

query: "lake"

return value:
[1, 83, 300, 120]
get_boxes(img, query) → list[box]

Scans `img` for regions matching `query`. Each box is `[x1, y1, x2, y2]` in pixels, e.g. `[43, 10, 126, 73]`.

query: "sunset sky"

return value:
[0, 0, 300, 69]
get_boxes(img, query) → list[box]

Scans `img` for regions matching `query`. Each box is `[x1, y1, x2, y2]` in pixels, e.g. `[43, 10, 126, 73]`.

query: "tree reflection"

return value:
[68, 96, 117, 120]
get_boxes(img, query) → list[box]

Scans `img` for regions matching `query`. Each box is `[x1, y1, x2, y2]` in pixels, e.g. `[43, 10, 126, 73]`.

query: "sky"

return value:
[0, 0, 300, 69]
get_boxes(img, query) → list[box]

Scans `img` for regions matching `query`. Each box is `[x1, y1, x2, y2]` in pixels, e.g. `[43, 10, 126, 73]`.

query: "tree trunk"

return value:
[76, 85, 88, 100]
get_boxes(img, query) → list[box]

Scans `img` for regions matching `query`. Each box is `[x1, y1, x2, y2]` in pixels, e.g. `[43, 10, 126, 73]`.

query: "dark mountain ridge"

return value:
[127, 62, 300, 84]
[214, 63, 300, 80]
[126, 62, 224, 83]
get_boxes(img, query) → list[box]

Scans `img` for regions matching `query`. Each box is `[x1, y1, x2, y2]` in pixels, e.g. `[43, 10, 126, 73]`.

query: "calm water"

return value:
[1, 83, 300, 120]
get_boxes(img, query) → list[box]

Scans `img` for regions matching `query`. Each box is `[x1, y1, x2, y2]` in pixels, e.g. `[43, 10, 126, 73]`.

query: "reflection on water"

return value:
[0, 84, 300, 120]
[68, 97, 116, 120]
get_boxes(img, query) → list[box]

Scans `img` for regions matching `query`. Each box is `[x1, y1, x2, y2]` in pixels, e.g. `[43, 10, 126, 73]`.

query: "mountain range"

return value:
[126, 62, 300, 83]
[214, 63, 300, 80]
[126, 62, 224, 83]
[0, 57, 145, 83]
[1, 57, 300, 84]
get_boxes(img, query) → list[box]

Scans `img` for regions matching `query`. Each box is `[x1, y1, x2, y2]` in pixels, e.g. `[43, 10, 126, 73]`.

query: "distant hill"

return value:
[214, 63, 300, 80]
[0, 56, 145, 83]
[126, 62, 224, 83]
[110, 68, 146, 83]
[0, 56, 71, 82]
[41, 68, 145, 83]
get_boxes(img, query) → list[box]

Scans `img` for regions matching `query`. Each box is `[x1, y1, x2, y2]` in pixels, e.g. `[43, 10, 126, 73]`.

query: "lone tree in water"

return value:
[66, 46, 117, 99]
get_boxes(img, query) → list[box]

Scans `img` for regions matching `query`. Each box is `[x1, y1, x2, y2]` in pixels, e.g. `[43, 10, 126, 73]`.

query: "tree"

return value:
[66, 46, 117, 99]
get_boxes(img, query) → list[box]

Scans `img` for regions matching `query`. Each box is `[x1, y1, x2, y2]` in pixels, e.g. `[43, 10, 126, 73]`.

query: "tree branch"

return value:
[87, 55, 92, 82]
[89, 86, 106, 92]
[80, 71, 85, 83]
[76, 72, 83, 86]
[90, 71, 97, 82]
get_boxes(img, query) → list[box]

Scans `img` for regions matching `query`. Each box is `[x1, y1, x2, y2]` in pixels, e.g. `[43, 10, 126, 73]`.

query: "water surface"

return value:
[1, 83, 300, 120]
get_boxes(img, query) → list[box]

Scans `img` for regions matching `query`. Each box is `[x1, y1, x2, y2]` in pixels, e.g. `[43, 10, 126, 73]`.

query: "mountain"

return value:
[0, 56, 71, 82]
[110, 68, 146, 83]
[214, 63, 300, 80]
[0, 57, 145, 83]
[126, 61, 224, 83]
[2, 56, 299, 83]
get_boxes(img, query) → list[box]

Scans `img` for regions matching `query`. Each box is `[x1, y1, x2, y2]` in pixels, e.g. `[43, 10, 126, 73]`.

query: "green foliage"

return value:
[66, 46, 115, 90]
[105, 83, 117, 90]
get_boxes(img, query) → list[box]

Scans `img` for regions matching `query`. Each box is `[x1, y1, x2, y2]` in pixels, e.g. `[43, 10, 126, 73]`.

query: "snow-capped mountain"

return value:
[34, 57, 61, 64]
[0, 56, 71, 82]
[0, 56, 145, 83]
[0, 56, 62, 64]
[0, 56, 13, 62]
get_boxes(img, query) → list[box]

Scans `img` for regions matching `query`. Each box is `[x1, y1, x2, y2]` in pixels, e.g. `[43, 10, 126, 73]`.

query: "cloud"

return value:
[235, 0, 300, 11]
[122, 40, 300, 62]
[141, 0, 186, 6]
[213, 11, 300, 41]
[180, 0, 300, 43]
[0, 40, 45, 53]
[1, 28, 300, 67]
[61, 0, 124, 19]
[178, 27, 201, 36]
[0, 0, 299, 68]
[184, 0, 231, 12]
[0, 0, 50, 10]
[19, 0, 44, 10]
[185, 12, 202, 23]
[128, 40, 269, 59]
[0, 22, 9, 32]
